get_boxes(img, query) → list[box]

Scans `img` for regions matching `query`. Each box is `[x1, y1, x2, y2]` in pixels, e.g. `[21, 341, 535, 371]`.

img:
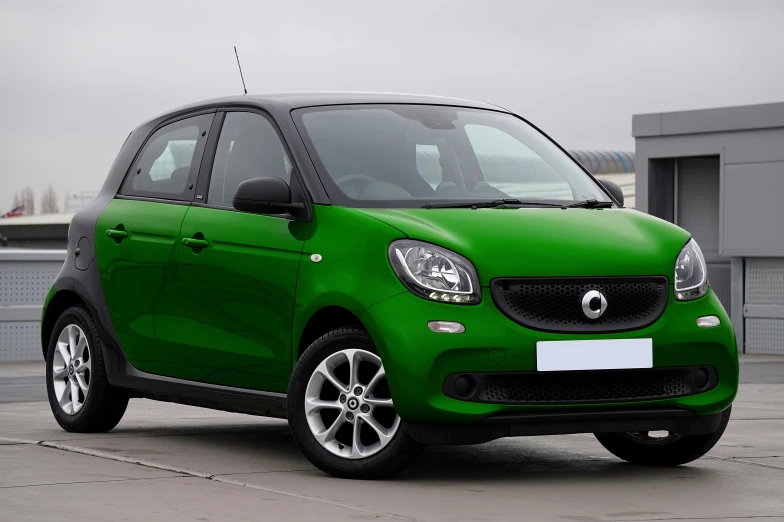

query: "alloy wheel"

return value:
[52, 324, 91, 415]
[304, 348, 400, 459]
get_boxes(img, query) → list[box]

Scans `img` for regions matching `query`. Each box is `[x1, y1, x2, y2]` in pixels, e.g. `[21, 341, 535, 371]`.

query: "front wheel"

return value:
[594, 407, 732, 466]
[287, 327, 424, 479]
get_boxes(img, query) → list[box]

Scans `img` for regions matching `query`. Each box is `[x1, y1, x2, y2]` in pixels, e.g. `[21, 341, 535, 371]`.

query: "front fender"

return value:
[292, 205, 408, 356]
[293, 290, 376, 349]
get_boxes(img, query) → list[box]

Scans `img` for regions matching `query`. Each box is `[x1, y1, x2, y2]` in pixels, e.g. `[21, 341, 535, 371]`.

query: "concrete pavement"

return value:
[1, 358, 783, 521]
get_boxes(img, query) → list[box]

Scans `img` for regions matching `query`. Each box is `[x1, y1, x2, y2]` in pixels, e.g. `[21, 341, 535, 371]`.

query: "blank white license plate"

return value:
[536, 339, 653, 372]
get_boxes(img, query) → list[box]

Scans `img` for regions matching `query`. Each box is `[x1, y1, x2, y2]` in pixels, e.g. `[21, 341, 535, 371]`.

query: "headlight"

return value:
[674, 239, 708, 301]
[388, 240, 481, 304]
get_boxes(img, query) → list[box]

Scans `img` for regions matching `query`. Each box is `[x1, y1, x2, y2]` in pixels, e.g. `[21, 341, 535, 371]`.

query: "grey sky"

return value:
[1, 0, 783, 212]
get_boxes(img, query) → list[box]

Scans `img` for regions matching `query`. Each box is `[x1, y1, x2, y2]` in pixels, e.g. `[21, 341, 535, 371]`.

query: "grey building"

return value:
[0, 214, 73, 249]
[633, 102, 784, 354]
[0, 249, 66, 361]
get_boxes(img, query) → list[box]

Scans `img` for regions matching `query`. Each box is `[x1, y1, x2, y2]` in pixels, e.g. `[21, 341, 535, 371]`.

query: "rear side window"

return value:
[207, 112, 292, 207]
[120, 113, 214, 201]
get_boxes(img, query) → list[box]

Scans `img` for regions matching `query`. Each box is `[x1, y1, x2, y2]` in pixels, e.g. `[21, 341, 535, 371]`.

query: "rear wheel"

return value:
[46, 306, 129, 432]
[287, 327, 424, 479]
[594, 407, 732, 466]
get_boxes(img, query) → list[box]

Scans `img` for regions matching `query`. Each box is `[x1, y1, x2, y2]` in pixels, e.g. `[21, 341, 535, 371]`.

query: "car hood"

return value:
[355, 207, 690, 286]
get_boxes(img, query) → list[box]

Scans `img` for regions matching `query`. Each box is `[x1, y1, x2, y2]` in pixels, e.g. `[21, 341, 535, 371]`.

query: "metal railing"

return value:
[0, 249, 66, 362]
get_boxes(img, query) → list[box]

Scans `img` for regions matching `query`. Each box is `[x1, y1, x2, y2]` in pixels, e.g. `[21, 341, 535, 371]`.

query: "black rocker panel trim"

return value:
[116, 364, 288, 418]
[93, 329, 287, 418]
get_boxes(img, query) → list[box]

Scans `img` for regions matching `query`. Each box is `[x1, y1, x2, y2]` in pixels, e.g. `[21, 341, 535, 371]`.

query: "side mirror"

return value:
[233, 177, 304, 215]
[598, 179, 624, 207]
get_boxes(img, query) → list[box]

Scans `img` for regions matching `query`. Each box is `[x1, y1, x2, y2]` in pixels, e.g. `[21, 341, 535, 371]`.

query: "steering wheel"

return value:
[336, 174, 377, 198]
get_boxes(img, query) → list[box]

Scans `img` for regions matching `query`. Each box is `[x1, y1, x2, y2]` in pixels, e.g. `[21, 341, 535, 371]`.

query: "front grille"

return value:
[443, 367, 716, 405]
[491, 277, 668, 333]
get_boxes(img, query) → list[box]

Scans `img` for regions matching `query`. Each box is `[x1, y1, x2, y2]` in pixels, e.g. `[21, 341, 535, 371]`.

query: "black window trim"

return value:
[190, 106, 313, 222]
[193, 111, 226, 204]
[116, 108, 217, 204]
[114, 194, 193, 206]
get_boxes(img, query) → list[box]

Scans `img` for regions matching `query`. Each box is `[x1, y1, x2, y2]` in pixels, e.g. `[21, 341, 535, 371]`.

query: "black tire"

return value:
[594, 407, 732, 466]
[46, 306, 129, 433]
[287, 327, 424, 479]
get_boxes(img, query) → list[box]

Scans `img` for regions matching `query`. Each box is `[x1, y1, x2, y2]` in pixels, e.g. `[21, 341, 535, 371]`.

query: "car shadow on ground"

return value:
[401, 445, 713, 484]
[103, 421, 715, 484]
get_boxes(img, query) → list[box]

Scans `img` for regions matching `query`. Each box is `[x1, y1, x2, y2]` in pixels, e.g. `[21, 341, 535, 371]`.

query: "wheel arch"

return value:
[296, 305, 368, 361]
[41, 289, 88, 358]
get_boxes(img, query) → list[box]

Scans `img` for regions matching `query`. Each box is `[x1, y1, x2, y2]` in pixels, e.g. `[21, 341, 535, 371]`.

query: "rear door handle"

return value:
[182, 237, 210, 249]
[106, 229, 128, 240]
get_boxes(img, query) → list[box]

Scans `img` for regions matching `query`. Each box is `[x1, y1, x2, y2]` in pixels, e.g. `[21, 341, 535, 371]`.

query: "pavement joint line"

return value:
[0, 437, 42, 445]
[36, 440, 223, 479]
[213, 469, 318, 476]
[724, 455, 784, 459]
[7, 427, 290, 442]
[0, 436, 419, 522]
[706, 455, 784, 471]
[208, 474, 419, 521]
[0, 475, 189, 489]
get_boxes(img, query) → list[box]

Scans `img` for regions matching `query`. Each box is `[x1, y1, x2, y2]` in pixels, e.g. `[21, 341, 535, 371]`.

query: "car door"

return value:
[95, 112, 214, 379]
[177, 110, 309, 392]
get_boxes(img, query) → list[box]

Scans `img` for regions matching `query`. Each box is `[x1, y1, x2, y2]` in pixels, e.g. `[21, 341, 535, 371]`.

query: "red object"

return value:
[1, 204, 24, 218]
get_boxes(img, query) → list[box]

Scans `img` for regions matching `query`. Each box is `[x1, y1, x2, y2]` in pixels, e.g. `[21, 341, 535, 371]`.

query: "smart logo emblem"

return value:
[581, 290, 608, 320]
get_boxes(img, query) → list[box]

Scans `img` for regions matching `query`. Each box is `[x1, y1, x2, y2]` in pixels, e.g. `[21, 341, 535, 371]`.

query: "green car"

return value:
[41, 93, 737, 479]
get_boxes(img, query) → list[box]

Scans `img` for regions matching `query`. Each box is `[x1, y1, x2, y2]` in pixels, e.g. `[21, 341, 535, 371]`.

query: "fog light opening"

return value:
[694, 367, 710, 390]
[696, 315, 721, 328]
[427, 321, 465, 334]
[453, 375, 476, 399]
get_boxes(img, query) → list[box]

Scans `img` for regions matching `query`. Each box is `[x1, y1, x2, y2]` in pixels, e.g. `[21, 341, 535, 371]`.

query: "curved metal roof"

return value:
[569, 150, 635, 174]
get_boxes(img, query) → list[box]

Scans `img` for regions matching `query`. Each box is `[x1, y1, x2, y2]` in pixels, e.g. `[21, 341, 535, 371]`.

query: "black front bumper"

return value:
[442, 367, 718, 405]
[403, 408, 726, 445]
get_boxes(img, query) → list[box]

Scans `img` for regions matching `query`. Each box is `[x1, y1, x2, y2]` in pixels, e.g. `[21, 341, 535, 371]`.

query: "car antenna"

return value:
[234, 46, 247, 95]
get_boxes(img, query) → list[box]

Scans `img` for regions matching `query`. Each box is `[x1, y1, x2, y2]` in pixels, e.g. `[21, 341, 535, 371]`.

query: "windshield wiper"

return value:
[422, 199, 564, 209]
[563, 199, 613, 209]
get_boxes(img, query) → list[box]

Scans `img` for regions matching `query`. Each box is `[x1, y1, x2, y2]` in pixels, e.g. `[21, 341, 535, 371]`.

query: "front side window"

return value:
[293, 105, 609, 208]
[207, 112, 292, 207]
[120, 114, 213, 201]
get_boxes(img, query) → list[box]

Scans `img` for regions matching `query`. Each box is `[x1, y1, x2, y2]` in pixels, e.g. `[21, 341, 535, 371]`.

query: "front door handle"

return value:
[182, 237, 210, 249]
[106, 229, 128, 240]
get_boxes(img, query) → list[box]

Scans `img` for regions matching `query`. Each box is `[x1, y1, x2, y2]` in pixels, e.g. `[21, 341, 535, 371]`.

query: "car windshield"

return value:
[293, 104, 611, 208]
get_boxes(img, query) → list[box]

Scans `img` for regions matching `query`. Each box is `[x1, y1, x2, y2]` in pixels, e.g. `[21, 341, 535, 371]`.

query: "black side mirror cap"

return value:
[598, 179, 624, 207]
[233, 177, 304, 215]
